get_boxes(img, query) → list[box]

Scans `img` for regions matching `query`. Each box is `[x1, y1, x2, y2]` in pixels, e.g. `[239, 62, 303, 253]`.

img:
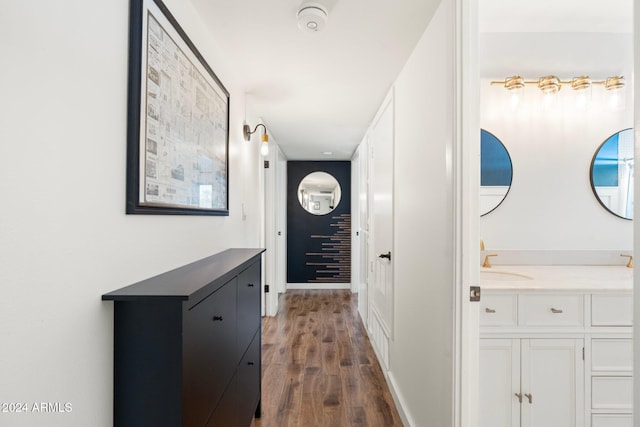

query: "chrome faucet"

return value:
[620, 254, 633, 268]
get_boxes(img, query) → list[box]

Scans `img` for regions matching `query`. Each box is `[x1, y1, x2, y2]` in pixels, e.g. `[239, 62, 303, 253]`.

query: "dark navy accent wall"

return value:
[287, 161, 351, 284]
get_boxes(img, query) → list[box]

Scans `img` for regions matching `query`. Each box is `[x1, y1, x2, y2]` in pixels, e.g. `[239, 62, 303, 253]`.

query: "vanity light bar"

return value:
[491, 75, 625, 92]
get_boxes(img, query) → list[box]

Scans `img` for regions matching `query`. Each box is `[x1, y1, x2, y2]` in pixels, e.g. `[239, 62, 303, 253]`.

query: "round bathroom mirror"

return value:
[297, 171, 342, 215]
[480, 129, 513, 216]
[590, 128, 634, 220]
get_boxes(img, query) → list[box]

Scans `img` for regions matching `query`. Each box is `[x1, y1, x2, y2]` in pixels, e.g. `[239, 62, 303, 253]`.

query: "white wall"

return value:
[387, 0, 455, 425]
[0, 1, 262, 426]
[480, 79, 633, 252]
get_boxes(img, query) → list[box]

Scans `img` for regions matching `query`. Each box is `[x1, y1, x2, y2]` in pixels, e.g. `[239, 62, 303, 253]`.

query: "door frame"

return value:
[264, 144, 287, 317]
[633, 1, 639, 417]
[454, 0, 480, 425]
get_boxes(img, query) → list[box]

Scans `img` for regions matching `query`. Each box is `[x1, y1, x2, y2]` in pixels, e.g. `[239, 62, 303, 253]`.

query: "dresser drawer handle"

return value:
[212, 315, 224, 322]
[485, 308, 496, 313]
[550, 308, 563, 314]
[247, 361, 255, 366]
[248, 283, 255, 287]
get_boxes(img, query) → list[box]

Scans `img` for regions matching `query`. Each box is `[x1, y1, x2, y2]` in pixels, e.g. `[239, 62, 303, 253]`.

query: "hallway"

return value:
[251, 290, 403, 427]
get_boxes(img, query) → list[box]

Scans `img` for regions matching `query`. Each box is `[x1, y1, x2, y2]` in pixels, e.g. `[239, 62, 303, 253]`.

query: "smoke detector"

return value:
[297, 3, 328, 33]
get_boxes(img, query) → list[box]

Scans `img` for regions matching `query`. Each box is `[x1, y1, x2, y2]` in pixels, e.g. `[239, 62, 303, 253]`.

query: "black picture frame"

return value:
[126, 0, 230, 215]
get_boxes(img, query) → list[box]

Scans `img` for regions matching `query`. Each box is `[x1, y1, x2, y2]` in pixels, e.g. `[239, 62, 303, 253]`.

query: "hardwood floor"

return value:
[251, 290, 404, 427]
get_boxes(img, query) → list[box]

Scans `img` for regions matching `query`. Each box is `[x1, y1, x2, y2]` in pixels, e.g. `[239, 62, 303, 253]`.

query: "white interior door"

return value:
[370, 92, 394, 337]
[357, 138, 370, 325]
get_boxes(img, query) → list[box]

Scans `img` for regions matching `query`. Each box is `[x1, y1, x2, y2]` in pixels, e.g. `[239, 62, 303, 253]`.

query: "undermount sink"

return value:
[480, 269, 533, 281]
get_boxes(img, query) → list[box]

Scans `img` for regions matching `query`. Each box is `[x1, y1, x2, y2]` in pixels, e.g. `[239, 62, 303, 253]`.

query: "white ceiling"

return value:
[190, 0, 441, 160]
[189, 0, 633, 160]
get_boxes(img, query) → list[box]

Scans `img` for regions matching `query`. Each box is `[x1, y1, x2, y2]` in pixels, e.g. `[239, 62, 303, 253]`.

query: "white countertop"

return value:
[480, 265, 633, 291]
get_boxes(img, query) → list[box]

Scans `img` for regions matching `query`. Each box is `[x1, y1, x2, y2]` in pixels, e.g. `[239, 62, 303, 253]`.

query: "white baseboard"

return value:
[386, 371, 416, 427]
[286, 283, 351, 290]
[364, 315, 414, 426]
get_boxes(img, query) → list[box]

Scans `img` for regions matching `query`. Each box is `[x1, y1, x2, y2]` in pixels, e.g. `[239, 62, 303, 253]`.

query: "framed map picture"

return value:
[126, 0, 229, 215]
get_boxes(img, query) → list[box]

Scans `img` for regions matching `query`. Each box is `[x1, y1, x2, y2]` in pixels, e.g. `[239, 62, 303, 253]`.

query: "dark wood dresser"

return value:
[102, 248, 265, 426]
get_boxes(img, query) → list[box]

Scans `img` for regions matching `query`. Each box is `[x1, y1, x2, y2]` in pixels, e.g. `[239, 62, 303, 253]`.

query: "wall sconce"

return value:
[602, 76, 626, 110]
[571, 76, 592, 109]
[243, 122, 269, 156]
[504, 76, 525, 109]
[491, 75, 625, 110]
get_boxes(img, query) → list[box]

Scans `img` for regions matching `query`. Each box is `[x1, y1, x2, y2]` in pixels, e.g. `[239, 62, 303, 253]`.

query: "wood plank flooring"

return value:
[251, 290, 404, 427]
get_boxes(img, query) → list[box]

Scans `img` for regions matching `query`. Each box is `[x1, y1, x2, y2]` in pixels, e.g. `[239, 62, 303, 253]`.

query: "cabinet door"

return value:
[237, 261, 261, 360]
[521, 339, 583, 427]
[206, 372, 239, 427]
[183, 281, 238, 426]
[479, 339, 520, 427]
[237, 330, 261, 426]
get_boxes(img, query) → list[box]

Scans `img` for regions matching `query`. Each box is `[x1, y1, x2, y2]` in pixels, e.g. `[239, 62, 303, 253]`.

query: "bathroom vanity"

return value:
[479, 266, 633, 427]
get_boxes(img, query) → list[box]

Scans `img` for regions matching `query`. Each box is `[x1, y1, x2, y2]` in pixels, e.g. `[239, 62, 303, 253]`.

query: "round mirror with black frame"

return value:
[589, 128, 634, 220]
[480, 129, 513, 216]
[297, 171, 342, 215]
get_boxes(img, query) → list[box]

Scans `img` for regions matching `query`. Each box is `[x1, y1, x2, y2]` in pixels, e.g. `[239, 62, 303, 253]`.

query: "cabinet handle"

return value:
[524, 393, 532, 404]
[550, 308, 563, 314]
[212, 315, 223, 322]
[514, 392, 522, 403]
[247, 361, 255, 366]
[248, 283, 255, 287]
[485, 308, 496, 313]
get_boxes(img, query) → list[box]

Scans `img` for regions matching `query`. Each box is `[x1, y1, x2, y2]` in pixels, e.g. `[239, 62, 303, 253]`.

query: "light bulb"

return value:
[510, 89, 522, 110]
[608, 87, 625, 110]
[604, 76, 625, 110]
[260, 140, 269, 156]
[504, 76, 524, 111]
[260, 132, 269, 156]
[571, 76, 591, 110]
[543, 91, 556, 107]
[575, 89, 590, 110]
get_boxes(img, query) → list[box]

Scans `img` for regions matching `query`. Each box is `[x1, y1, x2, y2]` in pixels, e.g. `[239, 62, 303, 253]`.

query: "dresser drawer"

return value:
[591, 377, 633, 410]
[592, 294, 632, 326]
[592, 413, 633, 427]
[519, 294, 583, 326]
[591, 339, 633, 372]
[479, 294, 517, 326]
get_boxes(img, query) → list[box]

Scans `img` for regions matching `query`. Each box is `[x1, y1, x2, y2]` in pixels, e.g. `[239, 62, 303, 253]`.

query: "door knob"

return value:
[378, 251, 391, 261]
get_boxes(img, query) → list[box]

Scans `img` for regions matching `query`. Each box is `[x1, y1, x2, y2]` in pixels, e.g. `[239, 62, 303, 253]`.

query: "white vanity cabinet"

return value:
[589, 294, 633, 426]
[480, 338, 583, 427]
[479, 289, 632, 427]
